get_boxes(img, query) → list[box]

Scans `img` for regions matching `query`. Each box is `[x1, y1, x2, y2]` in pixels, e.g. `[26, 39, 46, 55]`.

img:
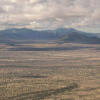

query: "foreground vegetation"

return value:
[0, 43, 100, 100]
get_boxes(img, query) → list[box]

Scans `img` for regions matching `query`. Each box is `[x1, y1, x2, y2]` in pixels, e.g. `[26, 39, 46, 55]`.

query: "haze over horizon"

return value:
[0, 0, 100, 33]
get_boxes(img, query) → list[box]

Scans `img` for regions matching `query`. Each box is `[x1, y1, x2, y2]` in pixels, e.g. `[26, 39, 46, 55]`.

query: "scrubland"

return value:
[0, 43, 100, 100]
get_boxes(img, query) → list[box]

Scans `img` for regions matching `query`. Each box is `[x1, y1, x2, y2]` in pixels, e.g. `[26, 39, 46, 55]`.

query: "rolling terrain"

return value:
[0, 28, 100, 100]
[58, 32, 100, 44]
[0, 28, 100, 45]
[0, 42, 100, 100]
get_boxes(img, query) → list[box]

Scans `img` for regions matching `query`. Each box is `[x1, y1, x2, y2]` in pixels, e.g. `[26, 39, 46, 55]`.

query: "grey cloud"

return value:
[0, 0, 100, 30]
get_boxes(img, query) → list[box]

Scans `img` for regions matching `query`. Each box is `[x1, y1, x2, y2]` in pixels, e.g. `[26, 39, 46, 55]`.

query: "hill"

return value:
[0, 28, 100, 44]
[58, 32, 100, 44]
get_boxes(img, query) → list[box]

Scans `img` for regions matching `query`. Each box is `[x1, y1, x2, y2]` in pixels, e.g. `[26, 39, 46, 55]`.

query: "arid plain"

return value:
[0, 43, 100, 100]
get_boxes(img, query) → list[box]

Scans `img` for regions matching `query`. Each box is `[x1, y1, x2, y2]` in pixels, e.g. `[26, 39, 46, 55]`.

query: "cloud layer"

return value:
[0, 0, 100, 30]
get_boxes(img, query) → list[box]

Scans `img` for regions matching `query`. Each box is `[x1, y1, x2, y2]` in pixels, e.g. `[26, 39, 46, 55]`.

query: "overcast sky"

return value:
[0, 0, 100, 33]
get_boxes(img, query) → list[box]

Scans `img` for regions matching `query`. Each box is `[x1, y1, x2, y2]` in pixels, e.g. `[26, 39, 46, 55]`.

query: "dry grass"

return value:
[0, 43, 100, 100]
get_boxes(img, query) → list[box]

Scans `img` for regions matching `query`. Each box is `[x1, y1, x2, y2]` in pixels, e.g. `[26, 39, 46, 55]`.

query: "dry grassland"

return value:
[0, 43, 100, 100]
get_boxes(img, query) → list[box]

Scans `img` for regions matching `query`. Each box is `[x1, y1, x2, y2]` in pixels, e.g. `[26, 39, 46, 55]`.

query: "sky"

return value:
[0, 0, 100, 33]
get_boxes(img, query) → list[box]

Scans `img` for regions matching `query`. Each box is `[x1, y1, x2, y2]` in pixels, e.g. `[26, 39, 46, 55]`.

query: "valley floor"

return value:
[0, 43, 100, 100]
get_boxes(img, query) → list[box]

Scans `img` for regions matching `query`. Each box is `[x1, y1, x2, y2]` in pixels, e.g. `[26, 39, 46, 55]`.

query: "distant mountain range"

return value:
[0, 28, 100, 44]
[95, 33, 100, 38]
[58, 32, 100, 44]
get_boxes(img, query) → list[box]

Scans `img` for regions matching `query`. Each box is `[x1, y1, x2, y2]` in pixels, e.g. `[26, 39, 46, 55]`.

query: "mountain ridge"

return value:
[0, 28, 100, 44]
